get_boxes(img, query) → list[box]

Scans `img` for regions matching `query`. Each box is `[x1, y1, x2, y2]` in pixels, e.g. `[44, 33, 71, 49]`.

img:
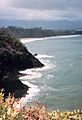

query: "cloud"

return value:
[0, 0, 82, 21]
[8, 0, 82, 11]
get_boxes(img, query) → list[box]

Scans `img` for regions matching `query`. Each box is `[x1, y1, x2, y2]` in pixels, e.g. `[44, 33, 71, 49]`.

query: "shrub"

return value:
[0, 30, 27, 53]
[0, 90, 82, 120]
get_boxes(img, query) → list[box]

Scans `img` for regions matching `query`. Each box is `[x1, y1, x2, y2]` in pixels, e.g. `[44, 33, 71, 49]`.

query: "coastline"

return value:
[19, 35, 82, 109]
[0, 31, 44, 98]
[19, 53, 55, 103]
[20, 34, 81, 44]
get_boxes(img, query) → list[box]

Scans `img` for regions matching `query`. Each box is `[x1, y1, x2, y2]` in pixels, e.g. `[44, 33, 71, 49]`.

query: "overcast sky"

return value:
[0, 0, 82, 21]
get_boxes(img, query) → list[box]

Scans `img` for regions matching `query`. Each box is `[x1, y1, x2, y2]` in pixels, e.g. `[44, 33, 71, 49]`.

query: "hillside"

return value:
[0, 26, 82, 38]
[0, 30, 44, 98]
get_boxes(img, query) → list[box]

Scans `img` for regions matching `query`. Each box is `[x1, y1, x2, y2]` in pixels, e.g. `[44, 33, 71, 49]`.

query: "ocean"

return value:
[20, 35, 82, 111]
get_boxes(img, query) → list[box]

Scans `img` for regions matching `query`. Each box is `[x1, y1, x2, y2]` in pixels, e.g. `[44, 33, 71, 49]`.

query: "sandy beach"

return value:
[20, 35, 81, 44]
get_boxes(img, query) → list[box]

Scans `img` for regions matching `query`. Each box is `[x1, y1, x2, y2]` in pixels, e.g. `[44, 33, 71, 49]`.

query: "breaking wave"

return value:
[19, 54, 55, 102]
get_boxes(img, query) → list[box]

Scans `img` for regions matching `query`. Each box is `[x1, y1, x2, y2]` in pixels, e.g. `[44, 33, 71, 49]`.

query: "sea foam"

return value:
[19, 54, 55, 102]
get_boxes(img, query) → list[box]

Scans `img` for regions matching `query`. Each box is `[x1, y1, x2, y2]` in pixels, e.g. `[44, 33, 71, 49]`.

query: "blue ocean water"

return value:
[20, 35, 82, 111]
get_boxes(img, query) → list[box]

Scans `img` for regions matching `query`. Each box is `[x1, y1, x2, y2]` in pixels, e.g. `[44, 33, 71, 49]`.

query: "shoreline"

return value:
[19, 53, 55, 103]
[19, 35, 82, 109]
[0, 31, 44, 98]
[20, 34, 81, 44]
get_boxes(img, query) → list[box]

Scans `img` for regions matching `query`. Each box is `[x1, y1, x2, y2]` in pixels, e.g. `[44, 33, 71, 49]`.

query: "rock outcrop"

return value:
[0, 30, 44, 98]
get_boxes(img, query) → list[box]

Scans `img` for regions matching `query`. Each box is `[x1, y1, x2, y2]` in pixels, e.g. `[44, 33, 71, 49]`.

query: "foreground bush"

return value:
[0, 91, 82, 120]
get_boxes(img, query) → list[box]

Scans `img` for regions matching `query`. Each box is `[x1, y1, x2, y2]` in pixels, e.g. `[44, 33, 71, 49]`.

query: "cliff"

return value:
[0, 30, 44, 98]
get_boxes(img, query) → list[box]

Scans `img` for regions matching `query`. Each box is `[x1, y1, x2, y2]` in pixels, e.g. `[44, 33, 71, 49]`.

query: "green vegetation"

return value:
[0, 26, 82, 38]
[0, 91, 81, 120]
[0, 30, 27, 52]
[0, 28, 82, 119]
[0, 30, 44, 98]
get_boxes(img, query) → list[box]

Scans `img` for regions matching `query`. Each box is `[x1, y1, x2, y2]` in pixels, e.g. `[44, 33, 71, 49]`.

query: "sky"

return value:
[0, 0, 82, 21]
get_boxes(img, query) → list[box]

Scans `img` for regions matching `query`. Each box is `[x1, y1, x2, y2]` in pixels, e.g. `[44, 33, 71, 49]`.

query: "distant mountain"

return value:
[0, 19, 82, 30]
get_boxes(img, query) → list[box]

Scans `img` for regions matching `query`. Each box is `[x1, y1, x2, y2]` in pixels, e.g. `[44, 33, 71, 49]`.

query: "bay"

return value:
[20, 35, 82, 111]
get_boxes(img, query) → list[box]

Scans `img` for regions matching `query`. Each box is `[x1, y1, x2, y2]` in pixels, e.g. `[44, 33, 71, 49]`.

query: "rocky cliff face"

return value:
[0, 31, 44, 98]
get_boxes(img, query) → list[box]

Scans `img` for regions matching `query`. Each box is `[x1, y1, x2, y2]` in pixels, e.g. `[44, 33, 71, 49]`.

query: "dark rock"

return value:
[0, 78, 29, 98]
[0, 31, 44, 98]
[0, 71, 29, 98]
[0, 48, 44, 71]
[34, 53, 38, 56]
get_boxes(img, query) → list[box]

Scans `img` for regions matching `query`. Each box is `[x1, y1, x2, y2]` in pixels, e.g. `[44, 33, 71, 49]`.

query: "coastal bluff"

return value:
[0, 30, 44, 98]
